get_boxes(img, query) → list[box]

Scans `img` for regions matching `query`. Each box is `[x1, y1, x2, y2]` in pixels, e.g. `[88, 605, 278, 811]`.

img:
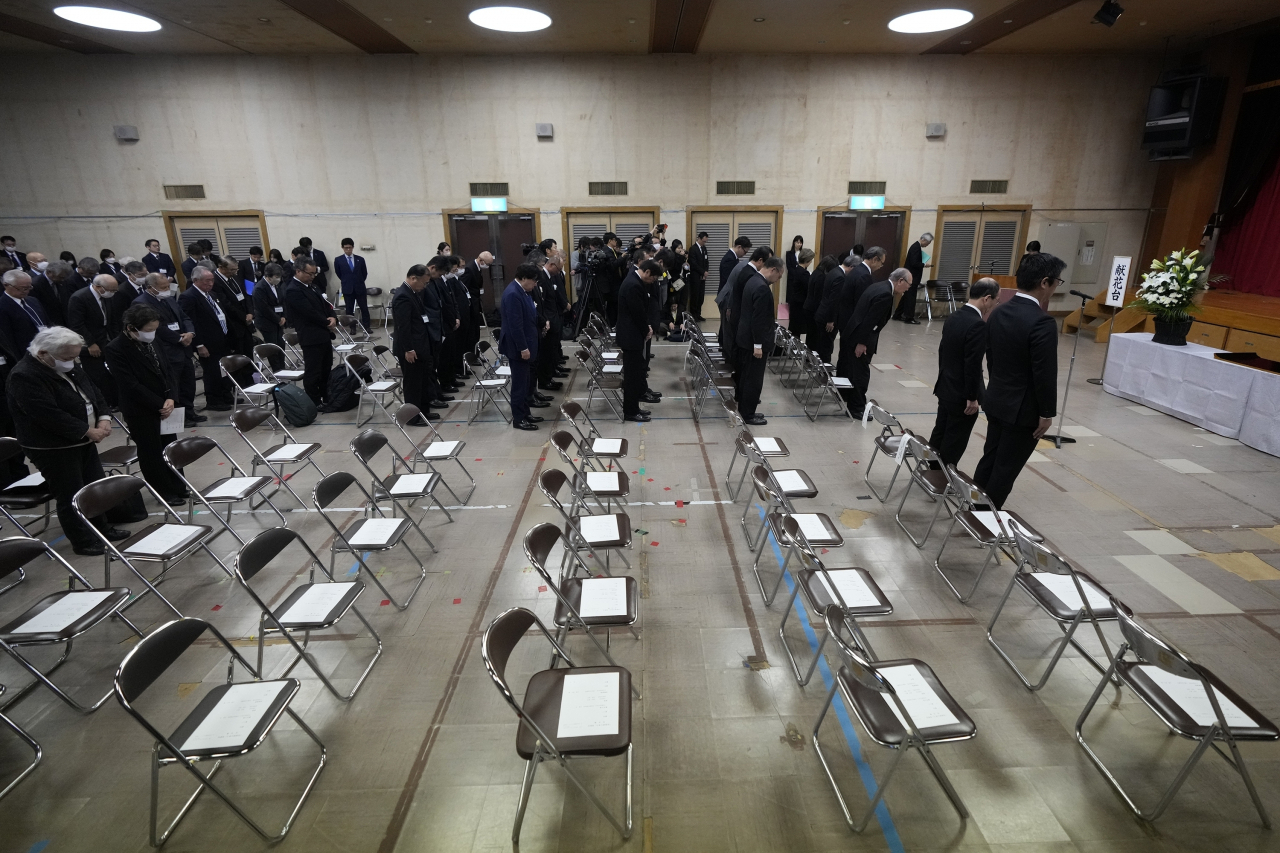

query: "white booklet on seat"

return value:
[279, 582, 355, 624]
[815, 569, 881, 609]
[14, 590, 116, 635]
[578, 577, 628, 618]
[267, 444, 312, 462]
[390, 473, 433, 495]
[346, 518, 404, 546]
[772, 470, 807, 493]
[557, 672, 620, 738]
[592, 438, 623, 455]
[182, 681, 292, 752]
[876, 664, 959, 730]
[205, 477, 260, 499]
[125, 524, 204, 556]
[577, 514, 619, 544]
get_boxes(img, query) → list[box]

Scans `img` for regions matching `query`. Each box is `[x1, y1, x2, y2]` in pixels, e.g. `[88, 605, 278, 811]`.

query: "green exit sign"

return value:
[471, 197, 508, 213]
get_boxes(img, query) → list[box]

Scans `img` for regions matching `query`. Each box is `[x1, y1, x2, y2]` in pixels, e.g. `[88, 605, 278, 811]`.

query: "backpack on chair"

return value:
[325, 369, 361, 412]
[273, 383, 318, 427]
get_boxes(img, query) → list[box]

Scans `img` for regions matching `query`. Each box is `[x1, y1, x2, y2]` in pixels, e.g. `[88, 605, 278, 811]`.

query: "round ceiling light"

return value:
[887, 8, 973, 33]
[468, 6, 551, 33]
[53, 5, 161, 32]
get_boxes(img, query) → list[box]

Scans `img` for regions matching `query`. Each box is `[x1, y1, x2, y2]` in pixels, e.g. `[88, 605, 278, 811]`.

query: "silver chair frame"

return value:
[932, 465, 1039, 603]
[893, 435, 955, 548]
[862, 402, 911, 502]
[391, 403, 476, 505]
[231, 407, 328, 509]
[0, 684, 42, 801]
[164, 436, 288, 546]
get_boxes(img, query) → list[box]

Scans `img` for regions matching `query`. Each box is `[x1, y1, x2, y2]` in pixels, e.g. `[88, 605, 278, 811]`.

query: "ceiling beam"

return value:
[923, 0, 1084, 55]
[651, 0, 715, 54]
[276, 0, 415, 54]
[0, 12, 130, 53]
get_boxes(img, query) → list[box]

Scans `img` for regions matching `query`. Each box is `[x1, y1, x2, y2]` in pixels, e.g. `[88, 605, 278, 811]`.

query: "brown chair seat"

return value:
[0, 587, 132, 644]
[1017, 570, 1119, 622]
[797, 567, 892, 616]
[955, 509, 1041, 543]
[767, 512, 843, 548]
[770, 469, 818, 499]
[838, 659, 976, 746]
[165, 678, 300, 759]
[553, 576, 640, 628]
[516, 665, 632, 759]
[916, 468, 949, 495]
[99, 445, 139, 467]
[121, 523, 214, 559]
[874, 433, 907, 456]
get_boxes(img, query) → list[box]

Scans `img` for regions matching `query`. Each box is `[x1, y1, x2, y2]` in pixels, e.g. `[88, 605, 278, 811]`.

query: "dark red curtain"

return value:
[1214, 152, 1280, 296]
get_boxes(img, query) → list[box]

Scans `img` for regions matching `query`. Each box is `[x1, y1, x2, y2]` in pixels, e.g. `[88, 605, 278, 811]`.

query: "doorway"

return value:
[932, 206, 1030, 286]
[562, 208, 659, 300]
[446, 210, 540, 314]
[817, 209, 908, 283]
[687, 208, 781, 316]
[162, 211, 269, 286]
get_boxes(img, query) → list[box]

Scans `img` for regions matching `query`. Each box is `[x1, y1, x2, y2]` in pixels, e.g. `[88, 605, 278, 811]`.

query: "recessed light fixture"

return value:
[1003, 19, 1013, 23]
[754, 17, 765, 22]
[424, 18, 433, 23]
[258, 17, 270, 22]
[383, 17, 392, 22]
[842, 19, 850, 24]
[887, 8, 973, 33]
[960, 39, 972, 44]
[54, 6, 161, 32]
[468, 6, 551, 32]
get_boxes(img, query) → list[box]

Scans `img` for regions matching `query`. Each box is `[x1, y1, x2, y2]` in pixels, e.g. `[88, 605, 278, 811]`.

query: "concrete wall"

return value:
[0, 52, 1159, 297]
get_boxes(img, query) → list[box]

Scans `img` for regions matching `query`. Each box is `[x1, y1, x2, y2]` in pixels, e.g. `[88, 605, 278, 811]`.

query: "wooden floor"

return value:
[1201, 289, 1280, 317]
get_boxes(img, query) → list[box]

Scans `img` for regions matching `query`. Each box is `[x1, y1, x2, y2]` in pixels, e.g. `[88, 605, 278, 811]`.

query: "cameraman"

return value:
[598, 232, 624, 327]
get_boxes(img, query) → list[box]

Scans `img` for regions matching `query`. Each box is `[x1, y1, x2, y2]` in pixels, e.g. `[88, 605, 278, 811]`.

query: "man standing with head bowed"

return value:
[500, 263, 543, 431]
[893, 232, 932, 324]
[839, 267, 913, 415]
[335, 238, 370, 332]
[298, 237, 330, 296]
[929, 278, 999, 467]
[687, 231, 710, 322]
[284, 257, 337, 409]
[179, 265, 235, 412]
[134, 272, 202, 425]
[391, 264, 440, 424]
[66, 272, 120, 407]
[735, 256, 785, 426]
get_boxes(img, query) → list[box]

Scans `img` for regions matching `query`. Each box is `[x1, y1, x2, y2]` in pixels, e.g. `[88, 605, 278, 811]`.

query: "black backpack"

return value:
[273, 383, 317, 427]
[325, 361, 372, 413]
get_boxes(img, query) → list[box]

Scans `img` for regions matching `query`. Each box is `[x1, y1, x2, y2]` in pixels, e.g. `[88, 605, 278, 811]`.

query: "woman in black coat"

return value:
[785, 248, 815, 337]
[105, 303, 187, 505]
[804, 255, 839, 355]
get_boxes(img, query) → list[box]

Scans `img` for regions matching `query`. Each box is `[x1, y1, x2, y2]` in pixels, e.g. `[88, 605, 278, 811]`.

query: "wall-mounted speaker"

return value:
[925, 122, 946, 139]
[113, 124, 139, 141]
[535, 123, 554, 139]
[1142, 74, 1227, 160]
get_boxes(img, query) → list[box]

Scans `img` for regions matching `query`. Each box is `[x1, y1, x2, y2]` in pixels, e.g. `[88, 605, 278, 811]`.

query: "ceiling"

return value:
[0, 0, 1275, 56]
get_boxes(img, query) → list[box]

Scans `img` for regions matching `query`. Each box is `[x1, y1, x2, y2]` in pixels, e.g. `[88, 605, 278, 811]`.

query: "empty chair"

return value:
[282, 328, 305, 363]
[540, 469, 631, 575]
[113, 617, 326, 845]
[798, 350, 856, 421]
[220, 354, 277, 413]
[726, 429, 789, 502]
[350, 429, 454, 523]
[1076, 602, 1277, 827]
[233, 527, 382, 701]
[164, 435, 287, 543]
[549, 430, 630, 514]
[0, 535, 140, 713]
[463, 352, 512, 424]
[0, 438, 54, 536]
[813, 604, 976, 833]
[481, 606, 634, 845]
[229, 406, 326, 509]
[738, 450, 818, 548]
[474, 339, 511, 380]
[747, 475, 842, 605]
[893, 434, 954, 548]
[0, 685, 41, 801]
[344, 352, 401, 427]
[313, 471, 434, 610]
[73, 475, 234, 620]
[862, 402, 912, 502]
[253, 343, 305, 384]
[560, 401, 627, 471]
[987, 526, 1118, 691]
[391, 403, 475, 505]
[98, 414, 140, 478]
[574, 350, 624, 421]
[370, 344, 401, 380]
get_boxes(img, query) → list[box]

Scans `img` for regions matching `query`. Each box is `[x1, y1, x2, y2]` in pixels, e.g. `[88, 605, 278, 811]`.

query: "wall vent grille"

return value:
[163, 184, 206, 200]
[588, 182, 628, 196]
[469, 182, 509, 196]
[716, 181, 755, 195]
[969, 179, 1009, 194]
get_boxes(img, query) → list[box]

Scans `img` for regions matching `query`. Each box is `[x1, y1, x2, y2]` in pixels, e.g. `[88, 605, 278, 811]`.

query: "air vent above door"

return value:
[589, 182, 628, 196]
[469, 182, 509, 196]
[848, 181, 886, 195]
[716, 181, 755, 195]
[164, 184, 206, 200]
[969, 180, 1009, 194]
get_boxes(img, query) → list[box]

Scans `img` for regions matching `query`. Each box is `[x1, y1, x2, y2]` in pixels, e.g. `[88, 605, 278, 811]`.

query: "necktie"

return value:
[19, 299, 42, 327]
[207, 293, 226, 333]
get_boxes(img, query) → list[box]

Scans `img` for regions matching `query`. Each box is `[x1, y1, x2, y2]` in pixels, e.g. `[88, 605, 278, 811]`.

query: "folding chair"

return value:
[893, 434, 954, 548]
[229, 406, 326, 509]
[799, 351, 856, 421]
[932, 465, 1042, 603]
[987, 526, 1118, 691]
[313, 471, 434, 610]
[253, 343, 305, 384]
[776, 527, 891, 685]
[1076, 603, 1277, 827]
[391, 403, 475, 504]
[550, 431, 630, 514]
[524, 523, 640, 696]
[113, 617, 326, 845]
[370, 344, 401, 381]
[750, 495, 845, 606]
[364, 285, 389, 328]
[98, 413, 140, 477]
[738, 451, 818, 547]
[813, 604, 975, 832]
[73, 475, 235, 620]
[0, 438, 54, 536]
[0, 684, 41, 801]
[220, 354, 278, 413]
[0, 535, 140, 713]
[726, 429, 789, 502]
[164, 435, 287, 543]
[574, 351, 624, 421]
[351, 429, 454, 523]
[282, 329, 305, 364]
[234, 527, 382, 701]
[540, 469, 631, 575]
[560, 401, 627, 472]
[482, 606, 633, 845]
[474, 339, 511, 381]
[862, 402, 912, 502]
[463, 352, 512, 424]
[345, 352, 401, 427]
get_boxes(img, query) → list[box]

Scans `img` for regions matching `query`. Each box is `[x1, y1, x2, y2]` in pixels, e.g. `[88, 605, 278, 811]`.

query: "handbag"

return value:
[670, 277, 686, 292]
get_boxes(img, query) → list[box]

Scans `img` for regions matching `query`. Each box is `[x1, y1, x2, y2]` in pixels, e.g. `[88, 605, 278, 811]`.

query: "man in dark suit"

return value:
[32, 260, 70, 326]
[835, 246, 884, 336]
[0, 270, 51, 364]
[142, 239, 176, 280]
[1, 237, 27, 272]
[59, 257, 99, 317]
[499, 263, 542, 431]
[688, 231, 710, 321]
[298, 237, 329, 296]
[179, 266, 235, 411]
[213, 257, 255, 357]
[238, 247, 265, 286]
[391, 265, 439, 424]
[460, 251, 492, 354]
[253, 263, 287, 347]
[974, 253, 1064, 508]
[723, 248, 771, 374]
[66, 274, 121, 406]
[180, 242, 206, 282]
[735, 257, 784, 425]
[814, 254, 854, 360]
[839, 268, 912, 414]
[929, 278, 999, 467]
[718, 236, 750, 303]
[596, 233, 624, 327]
[334, 238, 370, 331]
[420, 257, 455, 408]
[893, 233, 932, 324]
[536, 256, 569, 392]
[616, 260, 661, 423]
[283, 257, 336, 408]
[135, 273, 203, 425]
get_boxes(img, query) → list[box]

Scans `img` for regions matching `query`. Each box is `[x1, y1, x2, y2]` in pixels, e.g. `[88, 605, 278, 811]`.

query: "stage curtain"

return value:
[1214, 151, 1280, 297]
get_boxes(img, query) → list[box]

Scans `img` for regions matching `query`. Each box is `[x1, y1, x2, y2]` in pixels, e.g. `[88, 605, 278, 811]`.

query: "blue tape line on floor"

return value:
[758, 504, 905, 853]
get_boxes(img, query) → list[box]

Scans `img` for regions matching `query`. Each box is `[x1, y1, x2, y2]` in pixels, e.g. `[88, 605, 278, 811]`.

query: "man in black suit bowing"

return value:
[835, 246, 884, 338]
[735, 257, 784, 426]
[335, 238, 370, 331]
[179, 266, 235, 411]
[839, 268, 912, 414]
[284, 258, 336, 408]
[973, 253, 1064, 508]
[929, 278, 999, 466]
[66, 273, 121, 406]
[893, 233, 931, 323]
[688, 231, 710, 321]
[616, 260, 661, 422]
[717, 236, 750, 307]
[142, 239, 176, 281]
[391, 265, 439, 424]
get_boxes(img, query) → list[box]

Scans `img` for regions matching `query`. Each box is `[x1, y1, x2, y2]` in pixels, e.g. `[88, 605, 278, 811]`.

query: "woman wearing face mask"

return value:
[105, 304, 187, 506]
[7, 326, 142, 555]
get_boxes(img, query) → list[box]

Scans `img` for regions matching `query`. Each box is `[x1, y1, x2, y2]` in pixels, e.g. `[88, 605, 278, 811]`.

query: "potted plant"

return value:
[1130, 249, 1207, 346]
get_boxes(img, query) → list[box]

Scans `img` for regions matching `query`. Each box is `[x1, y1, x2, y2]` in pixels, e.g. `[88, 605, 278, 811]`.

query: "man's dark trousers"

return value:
[838, 349, 873, 413]
[736, 352, 767, 419]
[27, 444, 113, 551]
[622, 349, 646, 416]
[398, 355, 431, 412]
[928, 402, 980, 467]
[973, 416, 1039, 508]
[301, 344, 332, 407]
[510, 358, 532, 425]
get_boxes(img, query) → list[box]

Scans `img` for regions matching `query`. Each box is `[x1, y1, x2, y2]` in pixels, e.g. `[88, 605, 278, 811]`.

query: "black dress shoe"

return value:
[445, 383, 462, 391]
[529, 400, 551, 408]
[102, 527, 132, 542]
[626, 413, 651, 423]
[514, 420, 539, 431]
[641, 392, 661, 404]
[534, 392, 552, 402]
[744, 414, 768, 426]
[638, 408, 652, 416]
[554, 369, 571, 378]
[538, 380, 563, 391]
[424, 411, 442, 421]
[165, 495, 188, 507]
[205, 404, 233, 412]
[526, 415, 545, 423]
[428, 400, 450, 410]
[188, 413, 208, 423]
[904, 318, 921, 325]
[73, 543, 106, 556]
[435, 394, 456, 402]
[406, 417, 431, 426]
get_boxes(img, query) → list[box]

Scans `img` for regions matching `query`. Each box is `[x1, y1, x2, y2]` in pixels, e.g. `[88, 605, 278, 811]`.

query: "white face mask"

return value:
[97, 288, 115, 299]
[105, 257, 116, 264]
[135, 329, 156, 343]
[266, 277, 280, 287]
[53, 358, 76, 373]
[154, 288, 173, 299]
[477, 262, 489, 270]
[36, 261, 49, 271]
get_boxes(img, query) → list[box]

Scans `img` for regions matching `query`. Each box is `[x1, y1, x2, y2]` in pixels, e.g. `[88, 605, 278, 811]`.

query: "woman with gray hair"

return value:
[7, 326, 140, 555]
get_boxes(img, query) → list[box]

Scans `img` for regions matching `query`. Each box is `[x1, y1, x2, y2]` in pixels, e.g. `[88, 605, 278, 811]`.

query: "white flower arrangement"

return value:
[1130, 248, 1207, 323]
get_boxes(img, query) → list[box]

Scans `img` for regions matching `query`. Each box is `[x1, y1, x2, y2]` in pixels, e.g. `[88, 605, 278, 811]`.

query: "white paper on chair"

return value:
[876, 664, 960, 730]
[335, 344, 358, 352]
[423, 441, 460, 458]
[593, 438, 623, 455]
[792, 513, 829, 542]
[557, 672, 619, 739]
[577, 514, 619, 543]
[280, 582, 355, 624]
[4, 472, 45, 489]
[754, 437, 781, 454]
[390, 474, 433, 495]
[862, 402, 873, 425]
[586, 472, 621, 492]
[276, 370, 304, 380]
[1142, 667, 1256, 729]
[181, 681, 292, 752]
[369, 381, 397, 392]
[815, 570, 881, 609]
[577, 577, 628, 618]
[205, 477, 260, 499]
[970, 511, 1016, 535]
[772, 470, 807, 493]
[603, 364, 623, 373]
[125, 524, 203, 555]
[267, 444, 311, 462]
[160, 407, 185, 435]
[14, 590, 115, 634]
[1033, 573, 1111, 614]
[244, 383, 277, 394]
[346, 518, 403, 546]
[894, 435, 910, 464]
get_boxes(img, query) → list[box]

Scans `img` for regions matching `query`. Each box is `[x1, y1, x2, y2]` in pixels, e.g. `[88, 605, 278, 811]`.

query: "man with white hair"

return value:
[8, 326, 136, 555]
[893, 232, 933, 324]
[0, 269, 51, 363]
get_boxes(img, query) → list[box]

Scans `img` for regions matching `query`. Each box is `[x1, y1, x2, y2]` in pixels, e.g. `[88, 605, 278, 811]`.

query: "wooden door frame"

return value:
[162, 209, 269, 288]
[813, 203, 912, 260]
[560, 206, 661, 248]
[685, 205, 785, 249]
[443, 205, 543, 249]
[932, 204, 1032, 279]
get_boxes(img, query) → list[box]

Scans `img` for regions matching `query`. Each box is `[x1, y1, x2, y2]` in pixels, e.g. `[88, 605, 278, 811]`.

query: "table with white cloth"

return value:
[1103, 332, 1280, 457]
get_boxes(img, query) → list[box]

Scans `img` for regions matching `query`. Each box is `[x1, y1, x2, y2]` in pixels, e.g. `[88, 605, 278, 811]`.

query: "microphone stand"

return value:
[1086, 309, 1118, 386]
[1043, 290, 1091, 449]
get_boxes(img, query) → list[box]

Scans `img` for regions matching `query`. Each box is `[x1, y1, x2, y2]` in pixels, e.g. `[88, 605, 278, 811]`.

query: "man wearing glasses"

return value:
[973, 253, 1065, 508]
